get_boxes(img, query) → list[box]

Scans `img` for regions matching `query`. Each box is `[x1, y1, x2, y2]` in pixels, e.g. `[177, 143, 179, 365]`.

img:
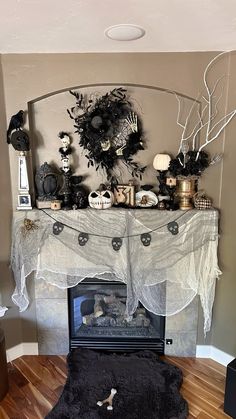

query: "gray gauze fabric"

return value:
[11, 208, 221, 334]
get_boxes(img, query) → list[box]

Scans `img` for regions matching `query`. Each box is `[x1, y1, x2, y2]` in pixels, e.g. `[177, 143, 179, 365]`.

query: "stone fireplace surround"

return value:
[34, 278, 199, 357]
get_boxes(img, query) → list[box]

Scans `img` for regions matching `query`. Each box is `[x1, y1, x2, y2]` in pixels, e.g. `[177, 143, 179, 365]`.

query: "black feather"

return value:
[7, 110, 24, 144]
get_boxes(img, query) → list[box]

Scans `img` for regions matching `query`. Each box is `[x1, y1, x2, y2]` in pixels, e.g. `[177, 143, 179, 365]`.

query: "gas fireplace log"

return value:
[94, 301, 104, 318]
[82, 314, 94, 326]
[94, 294, 106, 317]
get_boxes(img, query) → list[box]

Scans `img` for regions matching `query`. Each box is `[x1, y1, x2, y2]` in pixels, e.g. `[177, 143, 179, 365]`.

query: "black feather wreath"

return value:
[67, 87, 146, 181]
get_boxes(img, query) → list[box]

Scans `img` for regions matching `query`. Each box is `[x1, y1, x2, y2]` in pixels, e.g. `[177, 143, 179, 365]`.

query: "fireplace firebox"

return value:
[68, 278, 165, 353]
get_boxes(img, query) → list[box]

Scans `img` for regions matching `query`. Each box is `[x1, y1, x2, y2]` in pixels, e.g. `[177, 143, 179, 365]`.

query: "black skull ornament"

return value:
[53, 222, 64, 235]
[140, 233, 152, 247]
[78, 232, 89, 246]
[112, 237, 122, 251]
[167, 221, 179, 235]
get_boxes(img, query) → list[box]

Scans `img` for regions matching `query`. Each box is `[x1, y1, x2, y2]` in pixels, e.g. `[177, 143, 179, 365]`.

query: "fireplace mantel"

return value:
[11, 208, 221, 335]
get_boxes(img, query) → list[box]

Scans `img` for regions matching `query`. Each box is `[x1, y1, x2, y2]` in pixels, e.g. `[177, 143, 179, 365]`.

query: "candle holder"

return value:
[60, 169, 72, 210]
[17, 151, 32, 210]
[156, 170, 168, 196]
[165, 176, 177, 210]
[58, 132, 73, 210]
[153, 153, 171, 199]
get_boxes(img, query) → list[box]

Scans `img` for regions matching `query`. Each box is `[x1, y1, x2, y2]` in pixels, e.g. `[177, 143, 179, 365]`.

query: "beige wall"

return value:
[211, 53, 236, 355]
[0, 57, 22, 349]
[1, 52, 235, 355]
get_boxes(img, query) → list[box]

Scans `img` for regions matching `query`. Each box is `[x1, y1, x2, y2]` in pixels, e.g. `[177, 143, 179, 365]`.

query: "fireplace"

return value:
[68, 278, 165, 353]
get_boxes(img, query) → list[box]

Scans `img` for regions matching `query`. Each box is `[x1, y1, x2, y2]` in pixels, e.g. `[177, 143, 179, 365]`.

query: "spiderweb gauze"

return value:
[11, 208, 221, 334]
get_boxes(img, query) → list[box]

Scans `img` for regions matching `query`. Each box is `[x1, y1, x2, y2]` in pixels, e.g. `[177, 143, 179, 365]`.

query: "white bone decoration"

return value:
[97, 388, 117, 411]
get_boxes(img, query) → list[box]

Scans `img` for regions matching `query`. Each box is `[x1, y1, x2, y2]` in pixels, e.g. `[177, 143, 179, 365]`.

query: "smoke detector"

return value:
[105, 24, 145, 41]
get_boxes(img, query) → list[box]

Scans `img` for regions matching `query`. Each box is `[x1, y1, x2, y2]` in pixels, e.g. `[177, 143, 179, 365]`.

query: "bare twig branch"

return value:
[175, 51, 235, 162]
[203, 52, 230, 148]
[175, 93, 201, 152]
[208, 109, 236, 136]
[192, 104, 208, 149]
[196, 110, 236, 159]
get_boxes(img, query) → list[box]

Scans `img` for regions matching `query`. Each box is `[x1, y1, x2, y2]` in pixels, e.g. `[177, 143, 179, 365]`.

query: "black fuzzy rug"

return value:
[46, 349, 188, 419]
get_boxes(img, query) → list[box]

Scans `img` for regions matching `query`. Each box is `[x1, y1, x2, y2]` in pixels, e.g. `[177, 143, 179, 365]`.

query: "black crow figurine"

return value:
[7, 110, 24, 144]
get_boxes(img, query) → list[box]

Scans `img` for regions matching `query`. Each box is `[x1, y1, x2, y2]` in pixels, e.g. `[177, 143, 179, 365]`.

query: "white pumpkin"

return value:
[135, 190, 158, 207]
[88, 190, 114, 209]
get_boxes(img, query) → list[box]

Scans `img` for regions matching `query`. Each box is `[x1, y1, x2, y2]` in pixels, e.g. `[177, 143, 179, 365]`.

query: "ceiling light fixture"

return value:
[105, 24, 145, 41]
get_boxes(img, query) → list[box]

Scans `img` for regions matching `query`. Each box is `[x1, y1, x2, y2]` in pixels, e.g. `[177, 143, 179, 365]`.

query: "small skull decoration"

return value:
[53, 221, 64, 236]
[112, 237, 123, 251]
[167, 221, 179, 235]
[140, 233, 152, 247]
[78, 232, 89, 246]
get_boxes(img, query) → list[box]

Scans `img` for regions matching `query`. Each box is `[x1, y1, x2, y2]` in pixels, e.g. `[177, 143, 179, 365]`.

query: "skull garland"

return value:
[167, 221, 179, 235]
[112, 237, 123, 251]
[78, 232, 89, 246]
[140, 233, 152, 247]
[53, 221, 64, 235]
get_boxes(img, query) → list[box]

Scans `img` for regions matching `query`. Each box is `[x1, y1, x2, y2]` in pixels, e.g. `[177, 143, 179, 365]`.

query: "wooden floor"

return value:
[0, 355, 230, 419]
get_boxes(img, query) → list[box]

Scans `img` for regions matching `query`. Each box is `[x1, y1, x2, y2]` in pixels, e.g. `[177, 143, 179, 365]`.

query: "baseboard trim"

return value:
[6, 342, 234, 366]
[6, 342, 38, 362]
[196, 345, 235, 366]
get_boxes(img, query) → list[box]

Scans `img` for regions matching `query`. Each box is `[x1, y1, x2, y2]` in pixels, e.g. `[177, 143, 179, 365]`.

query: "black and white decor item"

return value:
[6, 109, 32, 210]
[67, 87, 146, 183]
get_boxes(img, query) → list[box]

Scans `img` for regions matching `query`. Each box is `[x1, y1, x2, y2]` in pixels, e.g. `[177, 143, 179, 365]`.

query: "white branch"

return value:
[174, 51, 236, 162]
[211, 75, 227, 97]
[208, 109, 236, 136]
[192, 104, 208, 149]
[175, 94, 185, 129]
[178, 157, 184, 166]
[196, 110, 236, 159]
[175, 93, 201, 152]
[204, 53, 229, 142]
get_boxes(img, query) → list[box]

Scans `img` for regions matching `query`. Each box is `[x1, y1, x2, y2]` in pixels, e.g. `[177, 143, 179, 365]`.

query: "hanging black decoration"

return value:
[53, 222, 64, 235]
[112, 237, 123, 251]
[43, 209, 187, 245]
[67, 87, 146, 182]
[140, 233, 152, 246]
[167, 221, 179, 235]
[78, 232, 89, 246]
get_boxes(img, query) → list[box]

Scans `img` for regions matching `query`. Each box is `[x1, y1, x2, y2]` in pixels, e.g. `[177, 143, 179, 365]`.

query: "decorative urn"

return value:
[175, 178, 197, 210]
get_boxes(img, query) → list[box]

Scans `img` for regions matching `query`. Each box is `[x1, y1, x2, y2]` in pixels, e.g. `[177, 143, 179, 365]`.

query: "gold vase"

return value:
[175, 178, 197, 210]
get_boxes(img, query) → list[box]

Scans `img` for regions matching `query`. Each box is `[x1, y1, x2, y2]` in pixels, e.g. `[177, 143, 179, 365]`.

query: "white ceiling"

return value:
[1, 0, 236, 53]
